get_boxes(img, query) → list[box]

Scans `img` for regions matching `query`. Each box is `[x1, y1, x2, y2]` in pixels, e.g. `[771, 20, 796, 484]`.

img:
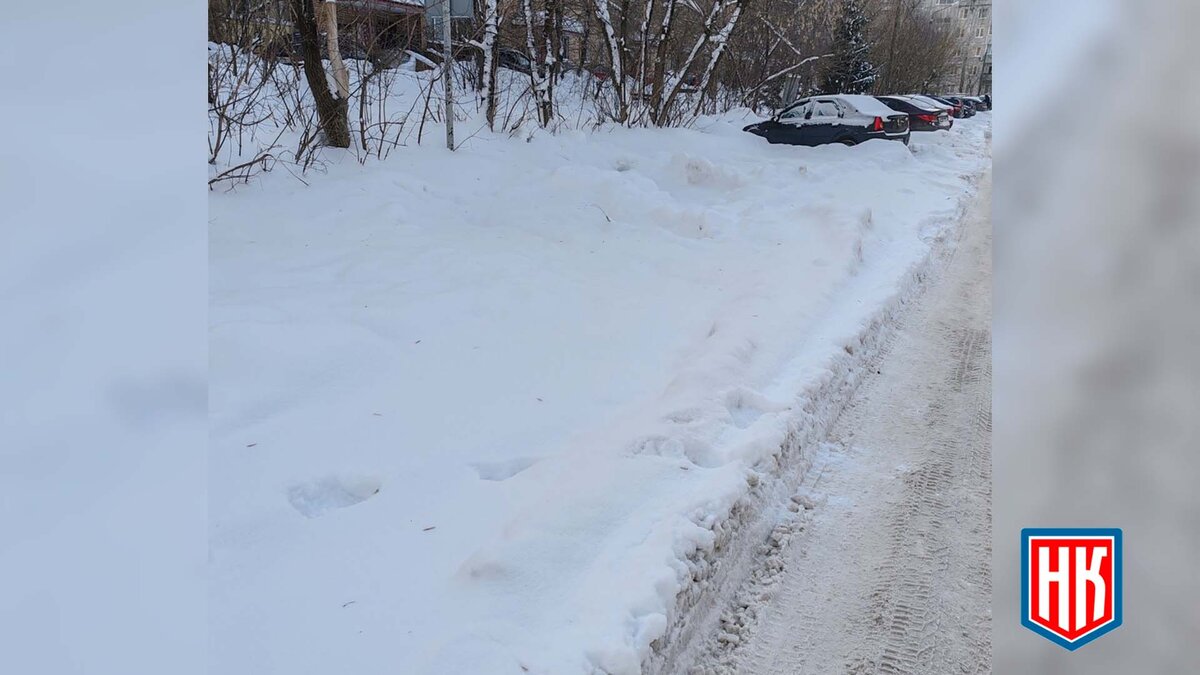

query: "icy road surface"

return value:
[684, 174, 992, 675]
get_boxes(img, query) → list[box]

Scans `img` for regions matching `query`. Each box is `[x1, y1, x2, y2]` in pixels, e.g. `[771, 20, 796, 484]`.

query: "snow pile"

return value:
[209, 113, 991, 674]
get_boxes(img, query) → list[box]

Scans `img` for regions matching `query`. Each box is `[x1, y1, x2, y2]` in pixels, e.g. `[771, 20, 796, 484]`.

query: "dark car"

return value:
[940, 96, 977, 117]
[954, 97, 980, 116]
[919, 94, 966, 118]
[743, 94, 910, 147]
[875, 96, 953, 132]
[964, 94, 990, 111]
[900, 95, 958, 127]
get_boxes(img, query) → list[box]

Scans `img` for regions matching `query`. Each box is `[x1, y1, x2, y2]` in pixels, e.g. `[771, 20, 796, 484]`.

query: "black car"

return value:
[940, 96, 977, 117]
[964, 95, 990, 111]
[743, 94, 910, 147]
[918, 94, 965, 118]
[911, 94, 961, 118]
[875, 96, 953, 132]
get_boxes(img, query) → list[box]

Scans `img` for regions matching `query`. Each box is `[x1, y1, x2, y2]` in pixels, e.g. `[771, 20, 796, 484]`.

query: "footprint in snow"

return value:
[286, 475, 381, 518]
[471, 456, 540, 482]
[725, 387, 788, 429]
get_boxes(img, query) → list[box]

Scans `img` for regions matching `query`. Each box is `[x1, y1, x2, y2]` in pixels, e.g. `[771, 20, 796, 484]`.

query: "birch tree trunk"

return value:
[543, 0, 559, 120]
[656, 0, 749, 124]
[691, 0, 747, 116]
[593, 0, 628, 122]
[635, 0, 655, 120]
[477, 0, 499, 129]
[323, 0, 350, 100]
[522, 0, 553, 126]
[291, 0, 350, 147]
[656, 0, 725, 125]
[617, 0, 630, 91]
[648, 0, 678, 125]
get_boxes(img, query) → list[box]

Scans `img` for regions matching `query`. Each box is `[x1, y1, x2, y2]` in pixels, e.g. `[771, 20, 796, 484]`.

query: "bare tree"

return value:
[290, 0, 350, 147]
[645, 0, 677, 124]
[690, 0, 750, 115]
[476, 0, 501, 129]
[865, 0, 957, 94]
[523, 0, 554, 125]
[207, 0, 966, 177]
[593, 0, 629, 122]
[655, 0, 749, 125]
[634, 0, 656, 116]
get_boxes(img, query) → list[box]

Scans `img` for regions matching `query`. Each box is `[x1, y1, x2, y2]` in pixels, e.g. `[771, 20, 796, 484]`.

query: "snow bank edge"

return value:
[642, 173, 986, 675]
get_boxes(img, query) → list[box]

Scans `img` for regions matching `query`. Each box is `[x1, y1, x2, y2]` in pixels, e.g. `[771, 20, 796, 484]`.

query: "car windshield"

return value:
[779, 101, 808, 119]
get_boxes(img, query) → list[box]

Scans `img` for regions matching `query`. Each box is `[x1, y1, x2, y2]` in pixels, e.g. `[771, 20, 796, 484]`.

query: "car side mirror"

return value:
[804, 110, 813, 120]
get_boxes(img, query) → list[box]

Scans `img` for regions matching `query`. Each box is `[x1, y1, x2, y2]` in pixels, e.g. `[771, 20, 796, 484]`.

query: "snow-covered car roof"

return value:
[820, 94, 903, 118]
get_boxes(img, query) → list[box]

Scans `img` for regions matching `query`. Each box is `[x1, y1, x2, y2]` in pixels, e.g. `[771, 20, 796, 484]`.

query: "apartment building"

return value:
[923, 0, 991, 94]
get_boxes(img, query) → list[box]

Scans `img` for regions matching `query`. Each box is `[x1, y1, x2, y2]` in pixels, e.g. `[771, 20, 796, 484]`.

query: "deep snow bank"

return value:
[209, 113, 991, 675]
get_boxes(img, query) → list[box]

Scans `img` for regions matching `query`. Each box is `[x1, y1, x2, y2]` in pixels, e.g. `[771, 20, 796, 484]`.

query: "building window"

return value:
[976, 27, 985, 37]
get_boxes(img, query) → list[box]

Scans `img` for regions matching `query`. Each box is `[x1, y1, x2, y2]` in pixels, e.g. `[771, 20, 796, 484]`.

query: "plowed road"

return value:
[686, 173, 992, 675]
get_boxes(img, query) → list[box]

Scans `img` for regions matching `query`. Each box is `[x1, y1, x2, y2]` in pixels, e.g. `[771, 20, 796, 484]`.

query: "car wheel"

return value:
[838, 138, 857, 146]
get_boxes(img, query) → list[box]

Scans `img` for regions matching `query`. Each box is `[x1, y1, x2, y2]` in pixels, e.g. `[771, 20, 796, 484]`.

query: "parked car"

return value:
[964, 94, 990, 111]
[939, 96, 976, 117]
[875, 96, 952, 131]
[916, 93, 964, 118]
[744, 94, 910, 147]
[901, 95, 957, 126]
[947, 94, 989, 112]
[927, 94, 972, 118]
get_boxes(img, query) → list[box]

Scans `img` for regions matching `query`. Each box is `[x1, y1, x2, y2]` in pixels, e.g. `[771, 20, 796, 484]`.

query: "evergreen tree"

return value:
[819, 0, 877, 94]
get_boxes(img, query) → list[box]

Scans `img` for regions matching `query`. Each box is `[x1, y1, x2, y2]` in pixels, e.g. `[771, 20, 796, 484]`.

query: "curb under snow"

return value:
[641, 172, 986, 675]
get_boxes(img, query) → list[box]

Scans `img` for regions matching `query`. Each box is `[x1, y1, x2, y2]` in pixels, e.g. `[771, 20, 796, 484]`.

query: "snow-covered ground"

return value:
[209, 108, 990, 674]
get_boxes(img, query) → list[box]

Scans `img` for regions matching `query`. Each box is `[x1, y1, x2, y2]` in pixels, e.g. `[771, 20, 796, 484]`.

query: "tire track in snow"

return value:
[681, 172, 992, 675]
